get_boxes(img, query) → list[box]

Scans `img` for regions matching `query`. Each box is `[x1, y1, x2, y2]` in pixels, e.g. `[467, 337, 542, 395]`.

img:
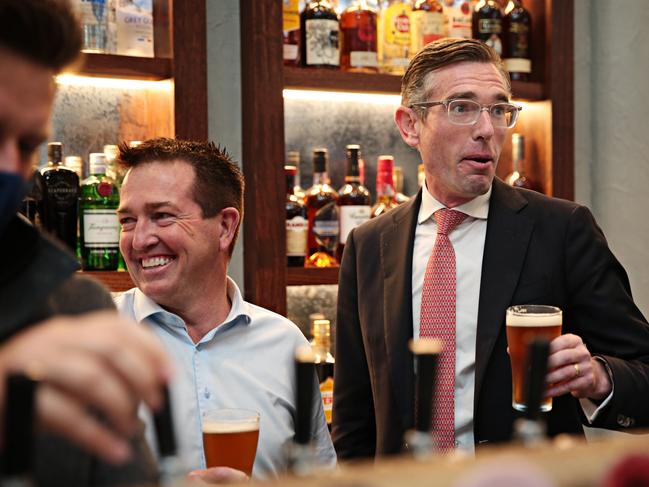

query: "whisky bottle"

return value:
[301, 0, 341, 68]
[283, 0, 301, 66]
[410, 0, 445, 56]
[472, 0, 504, 56]
[40, 142, 80, 252]
[305, 149, 339, 267]
[505, 133, 535, 190]
[287, 150, 305, 202]
[393, 166, 410, 204]
[310, 319, 335, 430]
[79, 153, 120, 270]
[444, 0, 473, 39]
[378, 0, 412, 75]
[503, 0, 531, 81]
[340, 0, 378, 73]
[371, 155, 399, 218]
[286, 165, 309, 267]
[337, 145, 371, 261]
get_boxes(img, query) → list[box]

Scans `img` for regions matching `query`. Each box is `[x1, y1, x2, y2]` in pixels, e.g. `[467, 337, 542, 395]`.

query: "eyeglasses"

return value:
[409, 98, 522, 129]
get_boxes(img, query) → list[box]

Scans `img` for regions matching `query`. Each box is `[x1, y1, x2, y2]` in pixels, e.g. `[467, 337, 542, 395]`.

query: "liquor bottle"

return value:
[40, 142, 80, 252]
[287, 150, 305, 201]
[378, 0, 412, 75]
[503, 0, 531, 81]
[444, 0, 473, 39]
[77, 0, 109, 53]
[104, 144, 124, 185]
[79, 153, 120, 270]
[393, 166, 410, 204]
[371, 155, 399, 218]
[505, 133, 535, 190]
[64, 156, 84, 180]
[340, 0, 379, 73]
[300, 0, 341, 68]
[20, 168, 45, 229]
[305, 149, 339, 267]
[283, 0, 301, 66]
[337, 145, 371, 261]
[310, 319, 335, 430]
[286, 165, 309, 267]
[410, 0, 445, 56]
[472, 0, 504, 56]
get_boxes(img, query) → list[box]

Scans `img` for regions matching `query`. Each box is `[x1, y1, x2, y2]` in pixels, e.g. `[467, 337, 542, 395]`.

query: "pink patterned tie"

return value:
[420, 208, 468, 453]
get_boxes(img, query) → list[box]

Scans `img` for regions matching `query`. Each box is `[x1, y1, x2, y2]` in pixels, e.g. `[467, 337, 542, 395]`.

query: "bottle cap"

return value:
[47, 142, 63, 164]
[312, 148, 328, 173]
[103, 144, 119, 161]
[287, 150, 300, 166]
[377, 155, 395, 186]
[128, 140, 143, 148]
[89, 153, 107, 175]
[284, 165, 297, 176]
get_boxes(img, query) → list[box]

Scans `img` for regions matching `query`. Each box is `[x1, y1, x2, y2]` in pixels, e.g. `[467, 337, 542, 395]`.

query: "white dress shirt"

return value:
[115, 278, 336, 479]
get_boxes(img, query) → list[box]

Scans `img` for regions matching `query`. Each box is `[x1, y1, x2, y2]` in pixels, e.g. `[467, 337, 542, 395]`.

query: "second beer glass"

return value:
[202, 409, 260, 476]
[506, 305, 562, 412]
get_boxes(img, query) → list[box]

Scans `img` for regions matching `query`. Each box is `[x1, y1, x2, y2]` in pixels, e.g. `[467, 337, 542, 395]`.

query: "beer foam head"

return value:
[506, 305, 562, 327]
[202, 420, 259, 434]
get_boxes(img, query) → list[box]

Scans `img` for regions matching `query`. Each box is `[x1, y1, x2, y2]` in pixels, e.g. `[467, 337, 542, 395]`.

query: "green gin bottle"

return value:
[80, 153, 120, 270]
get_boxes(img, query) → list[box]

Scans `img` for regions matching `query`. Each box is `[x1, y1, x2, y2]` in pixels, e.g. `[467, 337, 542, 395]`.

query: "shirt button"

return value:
[454, 440, 460, 447]
[204, 388, 210, 399]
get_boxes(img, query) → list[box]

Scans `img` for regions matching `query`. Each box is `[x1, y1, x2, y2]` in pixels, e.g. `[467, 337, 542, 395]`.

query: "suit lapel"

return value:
[474, 180, 534, 407]
[381, 191, 422, 429]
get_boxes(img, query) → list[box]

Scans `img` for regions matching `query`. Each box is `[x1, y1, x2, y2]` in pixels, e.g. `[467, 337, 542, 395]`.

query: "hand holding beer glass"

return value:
[506, 305, 562, 412]
[202, 408, 260, 477]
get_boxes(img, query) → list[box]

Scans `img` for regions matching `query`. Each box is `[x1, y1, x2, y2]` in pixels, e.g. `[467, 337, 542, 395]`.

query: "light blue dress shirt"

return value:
[114, 277, 336, 479]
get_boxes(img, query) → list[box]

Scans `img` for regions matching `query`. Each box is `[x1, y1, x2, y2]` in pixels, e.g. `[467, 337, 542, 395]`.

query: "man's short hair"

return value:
[0, 0, 82, 71]
[119, 138, 245, 257]
[401, 38, 511, 116]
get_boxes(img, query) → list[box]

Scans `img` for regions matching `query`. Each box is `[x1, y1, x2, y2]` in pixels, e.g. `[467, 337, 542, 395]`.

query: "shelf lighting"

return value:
[283, 89, 401, 106]
[55, 74, 173, 91]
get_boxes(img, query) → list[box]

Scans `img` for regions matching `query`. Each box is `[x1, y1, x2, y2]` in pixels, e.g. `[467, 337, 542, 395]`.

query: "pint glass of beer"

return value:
[506, 305, 562, 412]
[202, 408, 260, 476]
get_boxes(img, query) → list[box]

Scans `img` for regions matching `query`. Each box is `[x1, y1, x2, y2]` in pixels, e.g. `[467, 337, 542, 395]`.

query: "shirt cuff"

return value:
[579, 357, 614, 423]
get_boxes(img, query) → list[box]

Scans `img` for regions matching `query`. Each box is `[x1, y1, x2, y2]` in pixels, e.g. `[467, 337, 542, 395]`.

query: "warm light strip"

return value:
[55, 74, 173, 90]
[283, 89, 401, 106]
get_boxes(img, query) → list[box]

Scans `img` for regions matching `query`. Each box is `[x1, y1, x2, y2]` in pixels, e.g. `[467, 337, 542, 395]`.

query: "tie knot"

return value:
[435, 208, 468, 235]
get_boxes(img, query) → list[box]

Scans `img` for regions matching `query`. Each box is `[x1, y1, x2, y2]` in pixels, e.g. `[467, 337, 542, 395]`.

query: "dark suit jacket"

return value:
[332, 178, 649, 459]
[0, 215, 157, 486]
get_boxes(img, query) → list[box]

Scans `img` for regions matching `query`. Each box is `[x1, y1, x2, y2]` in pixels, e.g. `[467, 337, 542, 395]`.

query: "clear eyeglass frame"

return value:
[409, 98, 523, 129]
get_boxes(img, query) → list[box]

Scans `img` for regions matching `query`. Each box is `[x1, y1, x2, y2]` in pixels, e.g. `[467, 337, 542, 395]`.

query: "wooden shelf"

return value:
[287, 267, 340, 286]
[284, 66, 544, 101]
[68, 53, 173, 80]
[81, 271, 134, 293]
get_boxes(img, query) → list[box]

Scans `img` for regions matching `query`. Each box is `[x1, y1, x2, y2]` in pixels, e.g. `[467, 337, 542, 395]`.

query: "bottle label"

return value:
[305, 19, 340, 66]
[284, 43, 299, 61]
[116, 0, 154, 58]
[313, 220, 339, 237]
[339, 205, 370, 244]
[286, 215, 308, 257]
[444, 1, 472, 39]
[478, 18, 502, 34]
[282, 0, 300, 32]
[504, 58, 531, 73]
[350, 51, 378, 67]
[410, 10, 444, 53]
[383, 3, 411, 47]
[320, 377, 334, 425]
[83, 209, 120, 247]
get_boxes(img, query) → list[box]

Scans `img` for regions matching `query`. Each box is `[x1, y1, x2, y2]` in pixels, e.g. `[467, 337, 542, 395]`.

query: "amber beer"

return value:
[506, 305, 562, 412]
[202, 409, 260, 476]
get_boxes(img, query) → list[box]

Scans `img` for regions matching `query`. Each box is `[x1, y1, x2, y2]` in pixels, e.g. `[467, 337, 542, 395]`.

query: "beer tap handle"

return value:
[2, 373, 37, 485]
[406, 339, 442, 458]
[525, 339, 550, 421]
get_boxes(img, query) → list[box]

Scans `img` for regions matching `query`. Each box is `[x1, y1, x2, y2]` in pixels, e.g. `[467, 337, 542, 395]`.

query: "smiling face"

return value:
[118, 160, 227, 310]
[398, 61, 510, 207]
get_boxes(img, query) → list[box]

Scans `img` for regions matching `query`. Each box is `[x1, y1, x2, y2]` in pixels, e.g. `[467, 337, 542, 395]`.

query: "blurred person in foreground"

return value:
[333, 38, 649, 459]
[0, 0, 172, 484]
[114, 138, 336, 482]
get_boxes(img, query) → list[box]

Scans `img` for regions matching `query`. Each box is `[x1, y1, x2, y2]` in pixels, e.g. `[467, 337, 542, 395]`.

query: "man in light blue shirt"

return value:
[113, 138, 335, 481]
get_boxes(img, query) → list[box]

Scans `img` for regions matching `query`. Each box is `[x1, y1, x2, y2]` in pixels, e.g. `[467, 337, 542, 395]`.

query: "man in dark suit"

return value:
[332, 38, 649, 459]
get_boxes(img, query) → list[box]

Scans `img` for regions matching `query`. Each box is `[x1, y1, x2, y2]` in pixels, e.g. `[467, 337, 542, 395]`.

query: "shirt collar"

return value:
[132, 276, 252, 330]
[418, 182, 492, 224]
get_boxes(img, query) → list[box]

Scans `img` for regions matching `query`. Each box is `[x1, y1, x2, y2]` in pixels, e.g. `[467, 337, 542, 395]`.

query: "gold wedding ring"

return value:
[574, 363, 581, 378]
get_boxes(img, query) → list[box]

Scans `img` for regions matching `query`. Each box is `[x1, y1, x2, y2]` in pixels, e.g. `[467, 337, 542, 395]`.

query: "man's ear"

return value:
[217, 207, 240, 253]
[394, 106, 421, 148]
